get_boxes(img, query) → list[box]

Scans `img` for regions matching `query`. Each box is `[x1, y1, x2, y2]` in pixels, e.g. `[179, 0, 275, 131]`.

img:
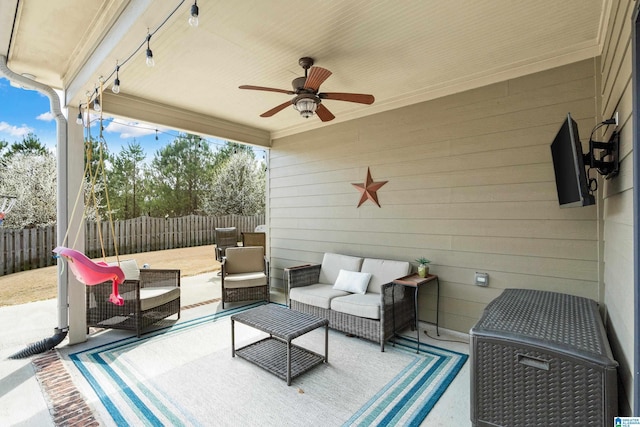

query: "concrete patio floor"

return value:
[0, 272, 471, 426]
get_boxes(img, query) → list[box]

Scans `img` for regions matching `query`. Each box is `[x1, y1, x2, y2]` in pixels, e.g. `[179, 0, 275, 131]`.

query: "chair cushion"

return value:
[318, 253, 363, 285]
[331, 293, 381, 320]
[360, 258, 411, 294]
[225, 247, 265, 274]
[118, 286, 180, 311]
[333, 269, 372, 294]
[289, 284, 349, 309]
[224, 272, 267, 289]
[108, 259, 140, 280]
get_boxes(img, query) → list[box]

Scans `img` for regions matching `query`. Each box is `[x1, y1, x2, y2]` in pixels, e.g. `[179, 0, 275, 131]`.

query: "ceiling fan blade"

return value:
[239, 85, 294, 95]
[304, 67, 332, 91]
[319, 92, 375, 104]
[260, 100, 293, 117]
[315, 103, 335, 122]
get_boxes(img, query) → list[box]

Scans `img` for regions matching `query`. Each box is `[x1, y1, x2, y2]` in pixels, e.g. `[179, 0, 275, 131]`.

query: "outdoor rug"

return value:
[70, 302, 467, 426]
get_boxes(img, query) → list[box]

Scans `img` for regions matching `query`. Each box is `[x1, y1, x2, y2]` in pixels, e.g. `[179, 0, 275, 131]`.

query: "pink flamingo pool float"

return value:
[53, 246, 125, 305]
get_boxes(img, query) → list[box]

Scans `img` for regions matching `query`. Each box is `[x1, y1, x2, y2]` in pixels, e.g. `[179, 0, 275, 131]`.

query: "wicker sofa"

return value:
[287, 253, 412, 351]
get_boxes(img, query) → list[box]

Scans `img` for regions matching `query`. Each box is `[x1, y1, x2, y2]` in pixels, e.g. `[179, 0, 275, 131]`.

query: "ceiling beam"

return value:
[102, 91, 271, 147]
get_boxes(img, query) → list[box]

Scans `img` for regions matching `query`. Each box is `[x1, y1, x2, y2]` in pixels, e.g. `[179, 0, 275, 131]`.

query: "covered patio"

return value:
[1, 0, 638, 422]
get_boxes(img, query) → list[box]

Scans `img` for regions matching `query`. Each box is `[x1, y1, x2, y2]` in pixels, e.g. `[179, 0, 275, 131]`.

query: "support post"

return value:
[66, 105, 87, 345]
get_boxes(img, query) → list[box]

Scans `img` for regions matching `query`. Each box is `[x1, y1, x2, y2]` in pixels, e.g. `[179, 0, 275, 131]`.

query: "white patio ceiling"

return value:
[1, 0, 609, 141]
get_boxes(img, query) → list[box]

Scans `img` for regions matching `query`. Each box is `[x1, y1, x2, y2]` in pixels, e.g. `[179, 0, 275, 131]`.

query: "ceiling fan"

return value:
[239, 57, 375, 122]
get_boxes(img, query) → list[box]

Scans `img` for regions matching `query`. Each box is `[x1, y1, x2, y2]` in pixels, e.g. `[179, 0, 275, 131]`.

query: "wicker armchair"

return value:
[215, 227, 238, 261]
[86, 260, 181, 337]
[221, 246, 269, 309]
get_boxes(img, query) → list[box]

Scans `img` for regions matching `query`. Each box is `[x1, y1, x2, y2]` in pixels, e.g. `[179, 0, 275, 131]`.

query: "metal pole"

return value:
[633, 4, 640, 415]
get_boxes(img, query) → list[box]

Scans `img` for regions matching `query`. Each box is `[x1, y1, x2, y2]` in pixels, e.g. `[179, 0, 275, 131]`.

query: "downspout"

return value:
[633, 4, 640, 415]
[0, 55, 69, 358]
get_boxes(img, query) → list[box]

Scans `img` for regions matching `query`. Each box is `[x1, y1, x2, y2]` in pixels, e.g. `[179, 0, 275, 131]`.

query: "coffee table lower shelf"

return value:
[235, 337, 325, 383]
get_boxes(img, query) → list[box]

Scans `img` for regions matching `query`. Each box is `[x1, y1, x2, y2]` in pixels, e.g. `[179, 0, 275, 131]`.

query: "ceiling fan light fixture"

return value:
[294, 97, 318, 118]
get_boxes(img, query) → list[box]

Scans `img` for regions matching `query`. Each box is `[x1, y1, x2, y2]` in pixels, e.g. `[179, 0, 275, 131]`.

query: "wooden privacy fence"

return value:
[0, 214, 264, 276]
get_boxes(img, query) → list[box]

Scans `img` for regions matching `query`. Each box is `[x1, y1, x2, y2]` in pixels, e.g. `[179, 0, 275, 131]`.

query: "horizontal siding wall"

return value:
[600, 0, 635, 416]
[269, 59, 599, 333]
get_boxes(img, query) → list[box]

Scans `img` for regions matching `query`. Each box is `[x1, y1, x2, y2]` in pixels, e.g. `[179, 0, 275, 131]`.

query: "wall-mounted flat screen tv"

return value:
[550, 113, 595, 207]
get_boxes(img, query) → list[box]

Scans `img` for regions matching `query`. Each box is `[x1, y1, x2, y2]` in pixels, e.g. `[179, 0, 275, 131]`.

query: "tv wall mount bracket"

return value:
[584, 130, 620, 179]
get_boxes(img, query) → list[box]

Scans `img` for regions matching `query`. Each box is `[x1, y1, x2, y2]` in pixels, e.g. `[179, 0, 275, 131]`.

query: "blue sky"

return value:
[0, 77, 257, 160]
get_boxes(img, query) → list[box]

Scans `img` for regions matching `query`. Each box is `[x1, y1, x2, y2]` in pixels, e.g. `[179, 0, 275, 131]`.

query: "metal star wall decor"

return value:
[352, 167, 388, 208]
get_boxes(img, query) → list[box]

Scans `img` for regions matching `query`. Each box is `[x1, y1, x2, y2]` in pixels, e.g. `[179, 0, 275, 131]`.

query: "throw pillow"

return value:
[332, 269, 372, 294]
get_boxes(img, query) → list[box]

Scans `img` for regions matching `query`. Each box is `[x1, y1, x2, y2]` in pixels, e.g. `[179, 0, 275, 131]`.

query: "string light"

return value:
[112, 64, 120, 93]
[189, 1, 199, 27]
[82, 1, 196, 110]
[145, 33, 155, 67]
[92, 88, 102, 112]
[76, 103, 83, 125]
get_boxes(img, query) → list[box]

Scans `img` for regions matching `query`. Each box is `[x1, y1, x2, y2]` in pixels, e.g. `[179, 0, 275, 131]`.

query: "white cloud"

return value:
[0, 121, 33, 138]
[36, 111, 55, 122]
[104, 118, 166, 139]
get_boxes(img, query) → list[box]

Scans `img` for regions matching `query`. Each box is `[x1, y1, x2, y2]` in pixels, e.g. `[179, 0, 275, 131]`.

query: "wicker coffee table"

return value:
[231, 304, 329, 385]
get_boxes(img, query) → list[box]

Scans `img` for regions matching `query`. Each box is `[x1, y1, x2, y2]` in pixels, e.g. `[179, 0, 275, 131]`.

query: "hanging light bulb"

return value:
[76, 105, 83, 125]
[112, 65, 120, 94]
[189, 1, 199, 27]
[92, 89, 102, 112]
[145, 34, 155, 67]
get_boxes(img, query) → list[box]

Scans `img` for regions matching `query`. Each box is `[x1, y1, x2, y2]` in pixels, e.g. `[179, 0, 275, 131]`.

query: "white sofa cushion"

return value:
[318, 253, 363, 285]
[361, 258, 411, 294]
[331, 293, 381, 320]
[333, 269, 372, 294]
[290, 284, 349, 309]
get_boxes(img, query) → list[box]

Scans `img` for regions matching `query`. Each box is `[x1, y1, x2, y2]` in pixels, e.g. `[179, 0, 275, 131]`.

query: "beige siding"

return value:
[270, 59, 600, 334]
[601, 0, 635, 415]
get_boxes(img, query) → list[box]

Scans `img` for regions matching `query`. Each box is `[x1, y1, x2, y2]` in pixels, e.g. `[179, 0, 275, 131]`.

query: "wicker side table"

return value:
[231, 304, 328, 385]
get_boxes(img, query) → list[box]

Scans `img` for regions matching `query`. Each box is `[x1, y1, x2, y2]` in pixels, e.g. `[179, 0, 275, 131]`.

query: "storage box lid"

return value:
[470, 289, 618, 367]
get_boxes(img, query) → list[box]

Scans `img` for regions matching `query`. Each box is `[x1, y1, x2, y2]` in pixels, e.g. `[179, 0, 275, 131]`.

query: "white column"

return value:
[66, 106, 87, 345]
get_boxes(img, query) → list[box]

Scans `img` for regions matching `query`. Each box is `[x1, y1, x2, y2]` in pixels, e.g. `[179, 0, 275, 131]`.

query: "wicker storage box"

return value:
[470, 289, 618, 427]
